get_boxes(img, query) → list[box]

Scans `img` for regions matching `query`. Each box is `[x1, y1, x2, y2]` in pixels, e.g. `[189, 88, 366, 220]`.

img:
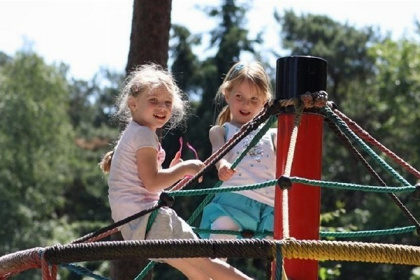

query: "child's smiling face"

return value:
[225, 80, 266, 126]
[129, 85, 173, 131]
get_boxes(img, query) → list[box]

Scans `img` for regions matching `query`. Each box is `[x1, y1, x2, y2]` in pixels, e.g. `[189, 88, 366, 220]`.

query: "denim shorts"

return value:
[200, 192, 274, 239]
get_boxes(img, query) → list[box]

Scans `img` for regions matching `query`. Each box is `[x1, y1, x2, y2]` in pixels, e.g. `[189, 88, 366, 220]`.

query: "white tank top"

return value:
[220, 122, 276, 206]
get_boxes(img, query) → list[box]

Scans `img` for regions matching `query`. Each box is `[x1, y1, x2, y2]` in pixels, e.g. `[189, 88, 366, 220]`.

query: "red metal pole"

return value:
[273, 56, 327, 280]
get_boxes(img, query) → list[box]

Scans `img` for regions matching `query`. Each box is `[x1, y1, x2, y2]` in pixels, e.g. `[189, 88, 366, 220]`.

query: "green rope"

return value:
[193, 227, 273, 238]
[289, 177, 415, 193]
[230, 115, 278, 171]
[323, 106, 410, 186]
[186, 189, 217, 225]
[172, 180, 277, 197]
[320, 225, 416, 238]
[186, 115, 277, 226]
[134, 261, 155, 280]
[133, 209, 160, 280]
[133, 112, 416, 279]
[135, 116, 277, 279]
[274, 242, 283, 280]
[193, 225, 416, 239]
[145, 210, 158, 234]
[61, 263, 110, 280]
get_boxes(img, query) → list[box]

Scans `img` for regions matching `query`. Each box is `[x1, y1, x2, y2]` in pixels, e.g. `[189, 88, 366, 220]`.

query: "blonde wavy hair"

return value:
[99, 63, 187, 173]
[215, 61, 272, 125]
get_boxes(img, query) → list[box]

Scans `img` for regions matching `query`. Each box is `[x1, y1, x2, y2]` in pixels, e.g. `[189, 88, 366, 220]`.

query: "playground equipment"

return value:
[1, 56, 420, 280]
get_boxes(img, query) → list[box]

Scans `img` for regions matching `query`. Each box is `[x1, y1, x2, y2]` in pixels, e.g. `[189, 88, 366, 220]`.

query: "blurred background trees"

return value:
[1, 0, 420, 279]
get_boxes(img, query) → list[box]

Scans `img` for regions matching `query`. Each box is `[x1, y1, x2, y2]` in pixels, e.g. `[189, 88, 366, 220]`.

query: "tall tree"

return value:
[161, 24, 201, 169]
[170, 24, 201, 93]
[276, 10, 420, 279]
[275, 10, 379, 107]
[126, 0, 172, 72]
[274, 10, 383, 204]
[0, 51, 74, 267]
[111, 1, 173, 279]
[187, 0, 262, 163]
[163, 1, 268, 278]
[164, 0, 263, 205]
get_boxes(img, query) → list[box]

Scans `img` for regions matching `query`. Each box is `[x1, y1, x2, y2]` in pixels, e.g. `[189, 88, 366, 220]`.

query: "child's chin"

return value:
[156, 122, 167, 128]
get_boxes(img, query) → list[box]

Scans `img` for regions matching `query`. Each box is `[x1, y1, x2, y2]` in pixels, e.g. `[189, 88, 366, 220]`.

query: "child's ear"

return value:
[128, 97, 137, 111]
[224, 91, 230, 104]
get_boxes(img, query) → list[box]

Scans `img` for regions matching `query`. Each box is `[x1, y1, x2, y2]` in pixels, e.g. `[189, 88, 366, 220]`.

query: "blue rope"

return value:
[61, 263, 109, 280]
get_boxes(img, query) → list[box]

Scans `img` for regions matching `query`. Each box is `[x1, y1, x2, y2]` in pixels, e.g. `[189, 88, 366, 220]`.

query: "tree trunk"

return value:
[109, 232, 153, 280]
[126, 0, 172, 73]
[111, 1, 172, 279]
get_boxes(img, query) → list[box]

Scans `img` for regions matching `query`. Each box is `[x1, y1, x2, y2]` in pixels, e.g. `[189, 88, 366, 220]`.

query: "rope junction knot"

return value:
[277, 176, 292, 190]
[300, 90, 328, 108]
[276, 90, 328, 110]
[158, 192, 174, 207]
[4, 89, 420, 280]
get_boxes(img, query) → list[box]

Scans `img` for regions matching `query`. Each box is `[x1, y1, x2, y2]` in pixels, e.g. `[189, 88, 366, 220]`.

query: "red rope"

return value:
[79, 227, 119, 244]
[334, 108, 420, 180]
[41, 252, 57, 280]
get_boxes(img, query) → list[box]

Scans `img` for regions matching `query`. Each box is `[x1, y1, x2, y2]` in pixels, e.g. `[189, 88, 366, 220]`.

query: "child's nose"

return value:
[157, 102, 167, 108]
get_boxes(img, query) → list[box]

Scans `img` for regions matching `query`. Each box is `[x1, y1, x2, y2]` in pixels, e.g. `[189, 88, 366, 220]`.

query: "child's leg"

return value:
[164, 258, 211, 280]
[169, 257, 253, 280]
[210, 216, 240, 239]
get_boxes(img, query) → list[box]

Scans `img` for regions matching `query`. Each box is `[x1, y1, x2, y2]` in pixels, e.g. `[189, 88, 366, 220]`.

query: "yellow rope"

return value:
[282, 239, 420, 265]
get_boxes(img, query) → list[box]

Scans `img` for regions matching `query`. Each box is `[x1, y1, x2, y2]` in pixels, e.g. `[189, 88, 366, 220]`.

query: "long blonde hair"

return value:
[215, 61, 272, 125]
[116, 63, 186, 129]
[99, 63, 187, 174]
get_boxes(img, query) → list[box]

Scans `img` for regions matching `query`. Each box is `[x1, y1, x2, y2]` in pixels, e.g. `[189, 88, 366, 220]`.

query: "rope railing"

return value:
[322, 105, 411, 186]
[333, 106, 420, 180]
[323, 103, 420, 232]
[194, 225, 417, 240]
[4, 238, 420, 278]
[3, 91, 420, 279]
[287, 177, 416, 193]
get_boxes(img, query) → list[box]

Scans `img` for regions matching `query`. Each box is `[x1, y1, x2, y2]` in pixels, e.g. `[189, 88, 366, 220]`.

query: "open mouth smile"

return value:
[154, 114, 166, 120]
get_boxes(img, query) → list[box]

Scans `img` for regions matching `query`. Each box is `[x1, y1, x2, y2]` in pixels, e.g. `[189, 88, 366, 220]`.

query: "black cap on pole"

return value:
[276, 56, 327, 99]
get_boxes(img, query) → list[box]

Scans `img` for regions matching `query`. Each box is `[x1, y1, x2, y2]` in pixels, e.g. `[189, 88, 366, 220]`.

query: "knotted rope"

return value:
[279, 91, 328, 239]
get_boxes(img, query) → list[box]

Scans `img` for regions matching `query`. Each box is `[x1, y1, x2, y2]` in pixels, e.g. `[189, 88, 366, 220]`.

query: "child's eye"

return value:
[165, 101, 172, 107]
[149, 98, 158, 104]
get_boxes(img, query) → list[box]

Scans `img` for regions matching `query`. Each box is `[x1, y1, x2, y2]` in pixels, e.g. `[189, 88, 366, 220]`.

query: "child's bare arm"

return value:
[209, 126, 225, 153]
[270, 127, 277, 151]
[209, 125, 236, 181]
[136, 147, 203, 192]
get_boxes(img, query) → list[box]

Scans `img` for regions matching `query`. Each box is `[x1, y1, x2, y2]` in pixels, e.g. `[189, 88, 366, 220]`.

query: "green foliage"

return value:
[167, 0, 269, 183]
[411, 267, 420, 280]
[275, 10, 380, 107]
[0, 51, 118, 279]
[64, 69, 123, 226]
[273, 9, 420, 279]
[2, 1, 420, 279]
[0, 51, 75, 255]
[367, 39, 420, 177]
[170, 24, 201, 95]
[319, 263, 341, 280]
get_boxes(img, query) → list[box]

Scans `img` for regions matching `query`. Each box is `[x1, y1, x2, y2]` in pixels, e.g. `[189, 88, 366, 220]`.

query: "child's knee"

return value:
[211, 216, 240, 230]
